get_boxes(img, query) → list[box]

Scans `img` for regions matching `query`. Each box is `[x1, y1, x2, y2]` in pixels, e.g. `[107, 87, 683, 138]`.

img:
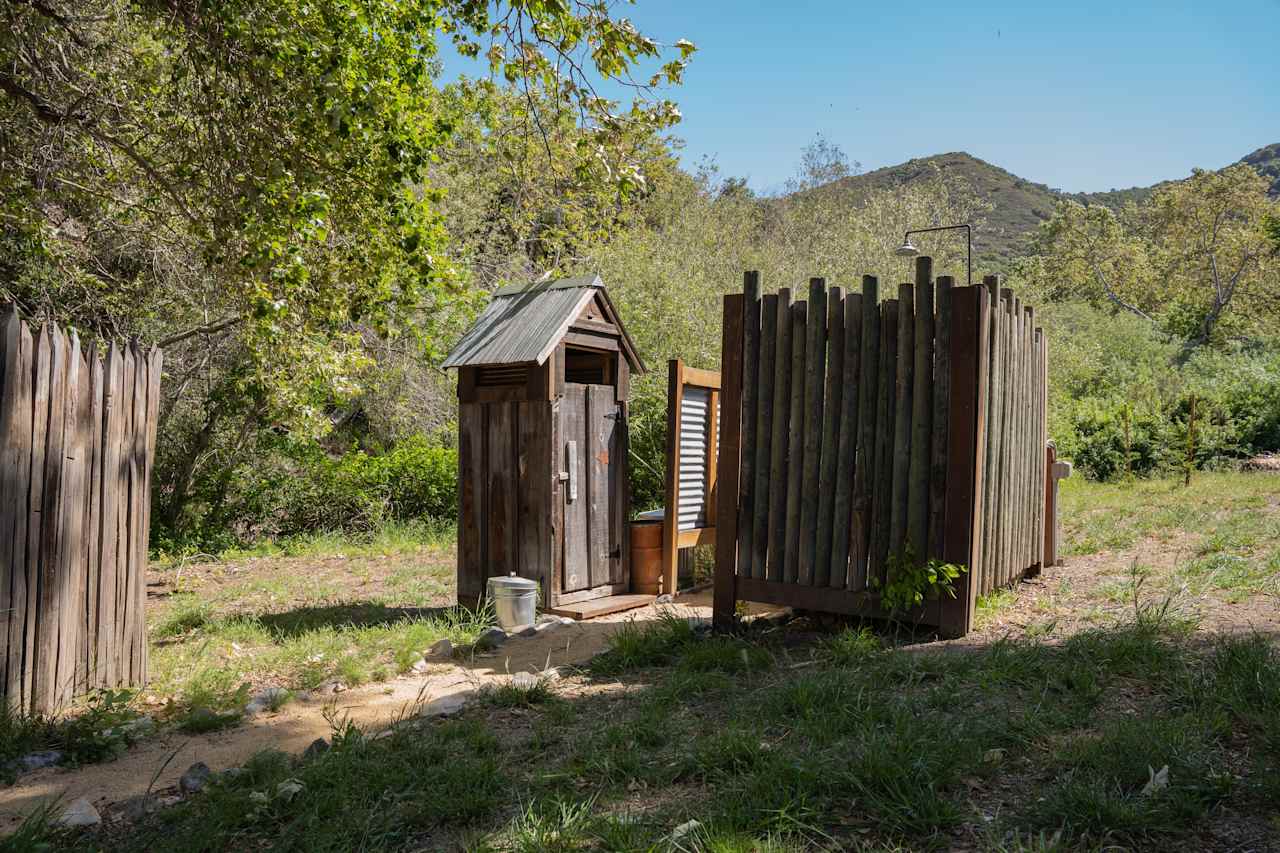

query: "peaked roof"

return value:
[441, 275, 644, 373]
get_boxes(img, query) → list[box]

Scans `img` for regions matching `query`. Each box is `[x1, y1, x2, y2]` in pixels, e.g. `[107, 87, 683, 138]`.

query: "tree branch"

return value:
[157, 314, 242, 348]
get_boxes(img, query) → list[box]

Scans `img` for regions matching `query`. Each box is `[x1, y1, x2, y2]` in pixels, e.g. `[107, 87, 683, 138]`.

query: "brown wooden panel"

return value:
[764, 289, 793, 583]
[662, 360, 682, 597]
[53, 333, 84, 704]
[586, 384, 616, 589]
[98, 345, 123, 686]
[749, 293, 778, 580]
[908, 258, 934, 561]
[737, 273, 761, 581]
[561, 386, 589, 594]
[487, 402, 517, 583]
[814, 285, 844, 586]
[831, 292, 862, 588]
[937, 285, 990, 638]
[127, 342, 146, 685]
[929, 276, 954, 560]
[83, 348, 103, 689]
[849, 277, 880, 590]
[797, 279, 826, 585]
[516, 401, 553, 594]
[35, 325, 67, 710]
[781, 300, 807, 584]
[869, 300, 898, 583]
[1, 310, 33, 706]
[712, 294, 745, 630]
[889, 284, 914, 563]
[22, 326, 51, 708]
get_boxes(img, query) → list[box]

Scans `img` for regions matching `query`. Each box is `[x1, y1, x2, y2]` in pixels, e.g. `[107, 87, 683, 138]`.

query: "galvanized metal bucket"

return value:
[487, 573, 538, 630]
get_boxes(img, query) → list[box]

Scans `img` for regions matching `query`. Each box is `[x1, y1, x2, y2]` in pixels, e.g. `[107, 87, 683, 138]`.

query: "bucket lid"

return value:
[487, 573, 537, 592]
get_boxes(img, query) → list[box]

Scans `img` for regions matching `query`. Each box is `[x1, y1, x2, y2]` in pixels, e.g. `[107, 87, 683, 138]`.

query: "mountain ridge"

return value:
[811, 144, 1280, 267]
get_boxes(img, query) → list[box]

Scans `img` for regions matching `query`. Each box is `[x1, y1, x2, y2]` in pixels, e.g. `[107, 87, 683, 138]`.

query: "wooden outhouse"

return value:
[442, 276, 646, 616]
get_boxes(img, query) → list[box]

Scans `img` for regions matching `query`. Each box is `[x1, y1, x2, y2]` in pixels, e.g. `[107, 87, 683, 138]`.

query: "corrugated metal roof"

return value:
[441, 276, 601, 369]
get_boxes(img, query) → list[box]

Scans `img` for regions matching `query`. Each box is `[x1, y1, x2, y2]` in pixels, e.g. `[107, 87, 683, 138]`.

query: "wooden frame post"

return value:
[937, 285, 990, 638]
[713, 293, 746, 630]
[662, 359, 683, 596]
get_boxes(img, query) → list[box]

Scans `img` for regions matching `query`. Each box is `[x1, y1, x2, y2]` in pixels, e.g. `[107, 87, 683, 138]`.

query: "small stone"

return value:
[57, 798, 101, 828]
[275, 779, 304, 801]
[302, 738, 329, 760]
[427, 638, 453, 658]
[670, 819, 702, 841]
[477, 627, 507, 649]
[540, 667, 562, 682]
[423, 692, 471, 717]
[557, 616, 575, 625]
[244, 686, 290, 716]
[654, 593, 674, 604]
[534, 620, 561, 634]
[513, 624, 538, 637]
[218, 767, 246, 784]
[108, 715, 155, 740]
[179, 762, 212, 794]
[326, 682, 347, 694]
[121, 794, 159, 822]
[535, 613, 560, 626]
[18, 750, 62, 772]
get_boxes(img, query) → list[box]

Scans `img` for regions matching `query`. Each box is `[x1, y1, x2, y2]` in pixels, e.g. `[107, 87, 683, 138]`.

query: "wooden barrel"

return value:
[631, 519, 663, 595]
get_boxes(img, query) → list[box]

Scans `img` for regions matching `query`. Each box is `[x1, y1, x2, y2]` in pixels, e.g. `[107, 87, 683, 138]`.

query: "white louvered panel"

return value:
[677, 386, 713, 531]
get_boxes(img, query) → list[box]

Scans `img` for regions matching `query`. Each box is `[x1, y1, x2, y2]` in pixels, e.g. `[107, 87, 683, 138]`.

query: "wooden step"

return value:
[548, 593, 655, 620]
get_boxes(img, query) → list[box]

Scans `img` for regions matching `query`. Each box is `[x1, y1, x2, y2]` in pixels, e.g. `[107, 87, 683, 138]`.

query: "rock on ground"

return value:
[179, 762, 212, 794]
[18, 750, 62, 772]
[244, 686, 290, 715]
[58, 798, 101, 828]
[477, 626, 507, 649]
[302, 738, 329, 760]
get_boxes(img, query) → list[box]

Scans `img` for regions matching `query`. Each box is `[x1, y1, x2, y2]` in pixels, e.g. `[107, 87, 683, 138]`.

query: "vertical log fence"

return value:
[713, 259, 1050, 636]
[2, 306, 161, 713]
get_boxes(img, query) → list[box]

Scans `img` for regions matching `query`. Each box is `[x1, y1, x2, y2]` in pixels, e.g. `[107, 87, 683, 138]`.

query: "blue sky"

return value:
[444, 1, 1280, 194]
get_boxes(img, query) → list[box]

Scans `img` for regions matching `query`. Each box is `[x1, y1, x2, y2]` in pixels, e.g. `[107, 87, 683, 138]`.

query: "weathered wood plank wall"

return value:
[711, 260, 1048, 637]
[1, 306, 161, 713]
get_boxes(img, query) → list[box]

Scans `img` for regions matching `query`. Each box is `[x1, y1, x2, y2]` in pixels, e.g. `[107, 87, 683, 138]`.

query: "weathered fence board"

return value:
[1, 306, 161, 713]
[711, 260, 1050, 637]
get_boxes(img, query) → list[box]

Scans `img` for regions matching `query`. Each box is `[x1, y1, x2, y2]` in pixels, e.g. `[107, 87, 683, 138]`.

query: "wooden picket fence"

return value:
[1, 306, 162, 713]
[712, 258, 1048, 637]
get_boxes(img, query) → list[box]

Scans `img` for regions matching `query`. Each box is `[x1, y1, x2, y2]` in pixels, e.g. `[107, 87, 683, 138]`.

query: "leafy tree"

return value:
[1022, 166, 1278, 359]
[0, 0, 692, 539]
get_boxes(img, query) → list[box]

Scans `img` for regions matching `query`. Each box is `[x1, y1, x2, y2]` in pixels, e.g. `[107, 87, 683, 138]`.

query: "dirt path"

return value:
[0, 596, 736, 832]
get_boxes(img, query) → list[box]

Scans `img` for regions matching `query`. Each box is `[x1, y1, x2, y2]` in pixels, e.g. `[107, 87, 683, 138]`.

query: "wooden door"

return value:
[559, 383, 625, 601]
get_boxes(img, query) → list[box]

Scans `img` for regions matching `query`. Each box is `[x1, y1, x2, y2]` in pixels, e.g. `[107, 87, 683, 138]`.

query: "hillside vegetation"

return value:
[810, 144, 1278, 267]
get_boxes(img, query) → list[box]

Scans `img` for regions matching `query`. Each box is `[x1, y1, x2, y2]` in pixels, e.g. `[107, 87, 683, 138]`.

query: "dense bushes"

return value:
[1042, 302, 1280, 480]
[157, 434, 458, 553]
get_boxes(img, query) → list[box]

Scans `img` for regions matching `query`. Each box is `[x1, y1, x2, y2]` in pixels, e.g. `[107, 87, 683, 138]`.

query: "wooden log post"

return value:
[814, 286, 845, 586]
[736, 273, 761, 579]
[765, 289, 794, 582]
[980, 278, 1002, 596]
[750, 293, 779, 579]
[797, 279, 827, 585]
[929, 275, 953, 561]
[831, 293, 863, 588]
[849, 277, 879, 589]
[713, 293, 746, 630]
[889, 284, 915, 563]
[782, 300, 808, 584]
[662, 359, 683, 595]
[869, 299, 898, 584]
[937, 285, 990, 637]
[998, 290, 1016, 587]
[908, 258, 934, 562]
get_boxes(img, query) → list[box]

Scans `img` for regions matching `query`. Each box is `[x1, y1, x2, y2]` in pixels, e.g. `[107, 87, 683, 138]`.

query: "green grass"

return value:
[1059, 471, 1278, 557]
[30, 613, 1278, 852]
[0, 689, 145, 782]
[155, 519, 457, 566]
